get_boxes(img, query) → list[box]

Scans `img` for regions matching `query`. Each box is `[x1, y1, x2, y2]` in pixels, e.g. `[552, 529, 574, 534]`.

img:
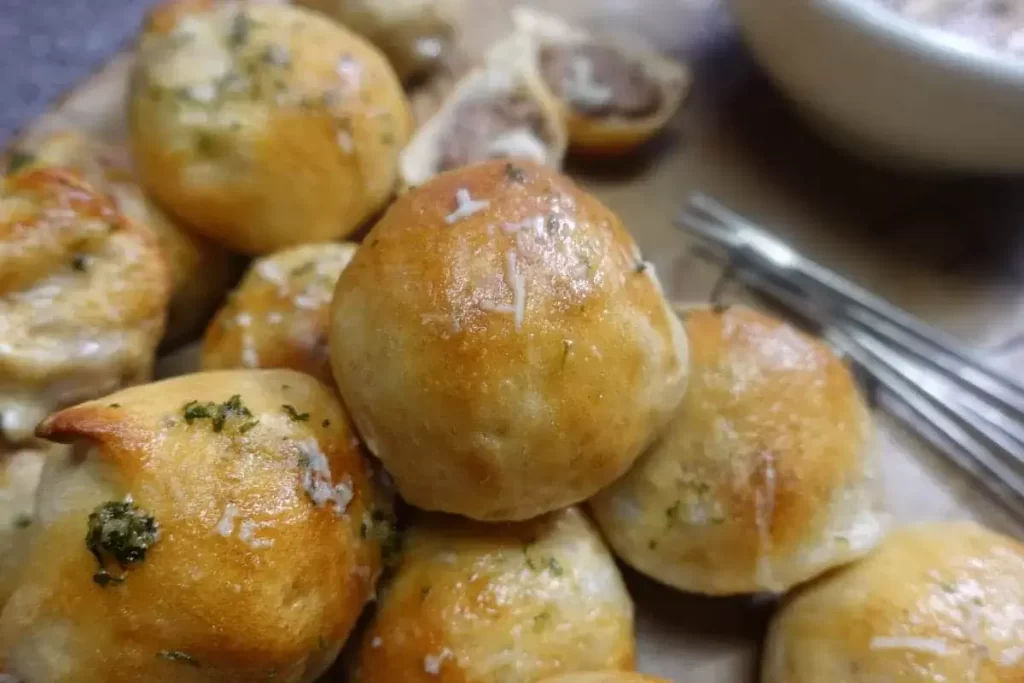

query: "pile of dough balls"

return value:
[2, 1, 1021, 682]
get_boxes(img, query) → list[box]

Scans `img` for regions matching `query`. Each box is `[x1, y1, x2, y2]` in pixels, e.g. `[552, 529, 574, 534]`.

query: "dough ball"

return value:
[203, 242, 358, 385]
[539, 674, 670, 683]
[0, 165, 170, 449]
[0, 448, 48, 607]
[296, 0, 456, 81]
[349, 507, 635, 682]
[12, 130, 240, 347]
[129, 0, 413, 254]
[590, 305, 884, 595]
[0, 370, 382, 683]
[399, 34, 568, 188]
[764, 522, 1024, 682]
[512, 8, 690, 155]
[330, 160, 689, 520]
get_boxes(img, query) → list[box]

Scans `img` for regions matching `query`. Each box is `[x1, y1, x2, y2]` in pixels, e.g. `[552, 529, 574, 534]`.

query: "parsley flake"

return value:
[7, 150, 34, 174]
[282, 404, 310, 422]
[86, 497, 159, 587]
[504, 163, 526, 183]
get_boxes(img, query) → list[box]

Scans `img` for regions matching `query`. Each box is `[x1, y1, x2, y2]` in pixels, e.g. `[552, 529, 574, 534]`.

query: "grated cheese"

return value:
[336, 129, 354, 154]
[299, 438, 354, 516]
[1000, 646, 1024, 666]
[423, 648, 453, 675]
[238, 520, 274, 549]
[216, 503, 239, 537]
[445, 188, 490, 224]
[870, 636, 951, 656]
[371, 636, 383, 648]
[507, 250, 526, 331]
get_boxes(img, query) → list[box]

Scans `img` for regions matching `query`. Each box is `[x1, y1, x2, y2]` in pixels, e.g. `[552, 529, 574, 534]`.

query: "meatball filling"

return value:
[540, 43, 662, 118]
[437, 93, 551, 172]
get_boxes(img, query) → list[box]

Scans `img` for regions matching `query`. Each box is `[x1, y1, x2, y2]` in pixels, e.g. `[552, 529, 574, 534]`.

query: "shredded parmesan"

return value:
[507, 250, 526, 331]
[371, 636, 383, 648]
[423, 648, 453, 675]
[299, 439, 354, 516]
[215, 503, 239, 537]
[870, 636, 951, 656]
[238, 520, 275, 549]
[754, 450, 777, 587]
[267, 312, 284, 325]
[336, 129, 354, 153]
[234, 312, 253, 327]
[445, 188, 490, 224]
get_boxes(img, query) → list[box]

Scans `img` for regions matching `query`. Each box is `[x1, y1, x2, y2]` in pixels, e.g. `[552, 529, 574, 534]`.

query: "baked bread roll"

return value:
[0, 449, 47, 607]
[129, 0, 413, 254]
[0, 165, 170, 449]
[330, 160, 688, 520]
[590, 305, 885, 595]
[540, 674, 670, 683]
[512, 8, 690, 155]
[296, 0, 456, 82]
[10, 130, 239, 347]
[202, 242, 358, 385]
[349, 507, 635, 682]
[764, 522, 1024, 682]
[0, 369, 381, 683]
[399, 34, 567, 188]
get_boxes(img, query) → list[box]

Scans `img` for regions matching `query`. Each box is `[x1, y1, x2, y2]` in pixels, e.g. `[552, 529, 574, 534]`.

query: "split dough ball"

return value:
[590, 305, 885, 595]
[0, 370, 381, 683]
[764, 522, 1024, 682]
[13, 130, 239, 347]
[129, 0, 413, 254]
[0, 165, 169, 449]
[349, 507, 635, 682]
[331, 160, 689, 520]
[203, 242, 358, 386]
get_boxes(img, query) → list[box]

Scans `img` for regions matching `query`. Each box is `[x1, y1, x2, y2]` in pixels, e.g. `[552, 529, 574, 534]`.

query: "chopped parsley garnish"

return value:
[504, 163, 526, 183]
[561, 339, 573, 367]
[14, 514, 32, 529]
[634, 260, 648, 274]
[712, 302, 731, 315]
[322, 419, 331, 428]
[71, 254, 90, 272]
[86, 497, 159, 587]
[228, 11, 252, 48]
[108, 403, 121, 408]
[182, 395, 253, 432]
[665, 501, 681, 522]
[7, 150, 35, 174]
[547, 557, 563, 576]
[158, 651, 200, 668]
[282, 404, 310, 422]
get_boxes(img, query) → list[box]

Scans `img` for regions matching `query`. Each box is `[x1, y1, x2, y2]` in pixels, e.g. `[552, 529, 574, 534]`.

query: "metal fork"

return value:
[676, 195, 1024, 522]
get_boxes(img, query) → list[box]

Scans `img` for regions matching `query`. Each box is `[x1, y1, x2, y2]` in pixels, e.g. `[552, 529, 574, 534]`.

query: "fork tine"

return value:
[827, 329, 1024, 520]
[678, 195, 1024, 403]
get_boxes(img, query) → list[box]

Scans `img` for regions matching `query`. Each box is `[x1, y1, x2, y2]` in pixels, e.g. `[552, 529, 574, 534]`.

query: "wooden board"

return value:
[16, 1, 1024, 681]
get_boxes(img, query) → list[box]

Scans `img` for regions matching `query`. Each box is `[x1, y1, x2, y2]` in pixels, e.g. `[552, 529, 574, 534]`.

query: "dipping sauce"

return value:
[876, 0, 1024, 56]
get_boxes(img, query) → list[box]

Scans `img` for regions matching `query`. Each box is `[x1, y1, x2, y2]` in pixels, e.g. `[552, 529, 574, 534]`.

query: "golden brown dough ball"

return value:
[512, 8, 690, 155]
[330, 160, 689, 521]
[0, 448, 47, 607]
[349, 507, 635, 682]
[0, 166, 170, 449]
[0, 370, 381, 683]
[539, 674, 671, 683]
[296, 0, 456, 82]
[202, 242, 358, 385]
[590, 305, 885, 595]
[12, 130, 239, 347]
[763, 522, 1024, 683]
[129, 0, 414, 254]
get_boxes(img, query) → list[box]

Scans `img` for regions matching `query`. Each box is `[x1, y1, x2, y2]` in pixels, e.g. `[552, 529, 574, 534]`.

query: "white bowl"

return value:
[728, 0, 1024, 172]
